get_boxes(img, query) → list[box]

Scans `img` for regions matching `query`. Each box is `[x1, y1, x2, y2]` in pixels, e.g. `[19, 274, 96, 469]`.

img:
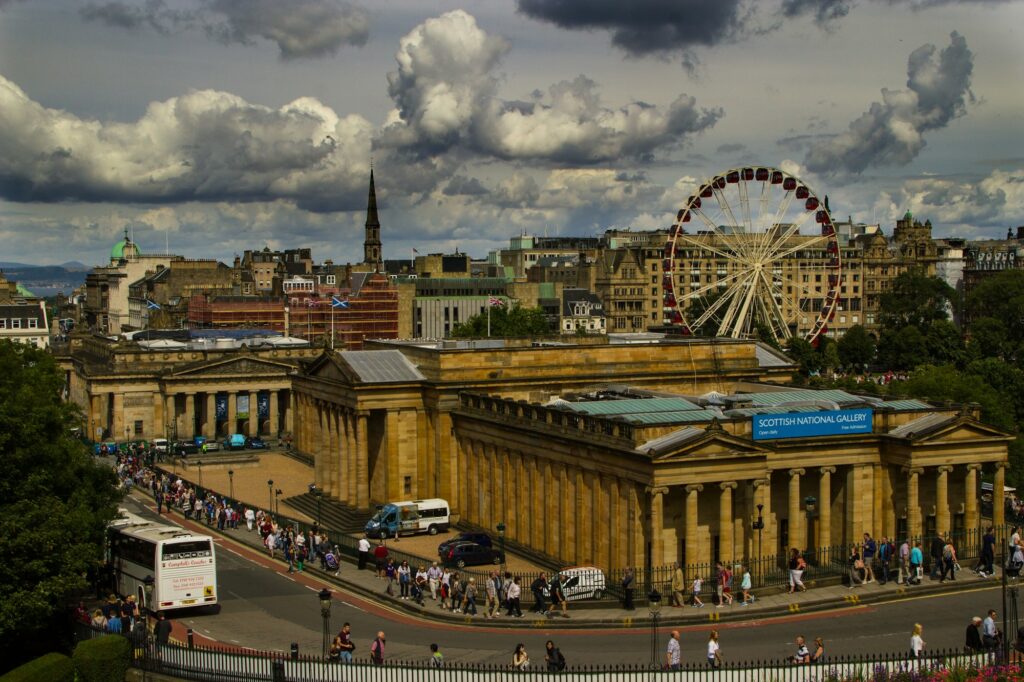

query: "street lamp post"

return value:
[496, 521, 506, 573]
[310, 484, 322, 528]
[318, 588, 332, 659]
[648, 588, 662, 668]
[196, 460, 203, 489]
[275, 489, 283, 516]
[752, 503, 765, 580]
[267, 479, 274, 514]
[804, 496, 818, 560]
[227, 469, 234, 500]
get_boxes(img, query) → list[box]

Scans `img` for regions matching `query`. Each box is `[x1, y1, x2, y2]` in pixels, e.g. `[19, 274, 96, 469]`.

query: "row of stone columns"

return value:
[904, 462, 988, 538]
[459, 437, 640, 571]
[162, 389, 282, 439]
[297, 394, 370, 509]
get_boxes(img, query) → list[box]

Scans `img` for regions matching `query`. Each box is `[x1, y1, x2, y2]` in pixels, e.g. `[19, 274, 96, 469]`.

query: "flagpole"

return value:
[487, 303, 491, 338]
[331, 305, 335, 349]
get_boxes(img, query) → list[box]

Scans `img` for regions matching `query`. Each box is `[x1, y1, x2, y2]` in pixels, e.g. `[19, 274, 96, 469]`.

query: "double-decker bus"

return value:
[108, 510, 218, 612]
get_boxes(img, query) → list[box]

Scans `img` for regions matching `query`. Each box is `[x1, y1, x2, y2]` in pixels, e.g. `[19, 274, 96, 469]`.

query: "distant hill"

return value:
[0, 263, 88, 296]
[61, 261, 90, 271]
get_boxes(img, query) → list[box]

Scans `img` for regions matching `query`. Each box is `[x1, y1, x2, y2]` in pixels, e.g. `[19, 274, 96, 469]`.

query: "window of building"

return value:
[134, 420, 144, 436]
[404, 476, 412, 495]
[27, 318, 38, 329]
[0, 319, 6, 329]
[326, 275, 336, 285]
[11, 319, 21, 329]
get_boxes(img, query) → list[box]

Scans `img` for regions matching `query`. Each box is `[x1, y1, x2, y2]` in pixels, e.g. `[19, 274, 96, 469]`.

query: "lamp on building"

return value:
[227, 469, 234, 500]
[318, 588, 332, 659]
[752, 503, 765, 578]
[496, 521, 507, 573]
[267, 479, 274, 514]
[648, 587, 662, 668]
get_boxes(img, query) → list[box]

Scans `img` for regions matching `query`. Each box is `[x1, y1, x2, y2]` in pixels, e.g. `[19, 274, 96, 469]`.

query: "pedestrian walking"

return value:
[910, 623, 925, 659]
[811, 637, 825, 662]
[671, 563, 685, 607]
[507, 577, 523, 617]
[717, 563, 733, 606]
[878, 536, 892, 584]
[691, 575, 704, 607]
[862, 533, 877, 583]
[899, 539, 911, 584]
[982, 609, 1002, 650]
[544, 640, 566, 672]
[512, 643, 529, 669]
[740, 566, 754, 605]
[530, 574, 548, 613]
[909, 541, 924, 584]
[370, 631, 386, 665]
[463, 577, 478, 615]
[966, 616, 984, 653]
[430, 643, 443, 667]
[788, 549, 807, 592]
[337, 623, 355, 662]
[547, 573, 568, 618]
[622, 566, 635, 610]
[978, 527, 996, 577]
[665, 630, 681, 670]
[384, 559, 397, 595]
[930, 532, 945, 580]
[373, 542, 388, 577]
[357, 536, 370, 571]
[427, 562, 442, 600]
[791, 635, 810, 664]
[940, 537, 958, 583]
[398, 560, 411, 599]
[707, 630, 722, 668]
[154, 612, 172, 645]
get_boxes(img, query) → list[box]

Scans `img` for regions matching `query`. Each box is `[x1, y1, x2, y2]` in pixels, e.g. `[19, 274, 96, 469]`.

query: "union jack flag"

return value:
[488, 296, 505, 307]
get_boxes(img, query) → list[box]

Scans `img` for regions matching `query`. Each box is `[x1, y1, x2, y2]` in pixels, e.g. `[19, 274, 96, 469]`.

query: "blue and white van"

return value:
[365, 499, 450, 538]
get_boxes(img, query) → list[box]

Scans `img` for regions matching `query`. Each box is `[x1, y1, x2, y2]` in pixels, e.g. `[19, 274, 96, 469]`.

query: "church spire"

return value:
[363, 169, 382, 271]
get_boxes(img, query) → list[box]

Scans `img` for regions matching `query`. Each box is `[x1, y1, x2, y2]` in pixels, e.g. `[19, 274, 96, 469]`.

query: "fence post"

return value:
[186, 627, 194, 648]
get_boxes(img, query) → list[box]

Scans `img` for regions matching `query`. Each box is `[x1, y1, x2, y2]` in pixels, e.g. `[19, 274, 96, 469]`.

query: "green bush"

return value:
[0, 652, 74, 682]
[73, 636, 131, 682]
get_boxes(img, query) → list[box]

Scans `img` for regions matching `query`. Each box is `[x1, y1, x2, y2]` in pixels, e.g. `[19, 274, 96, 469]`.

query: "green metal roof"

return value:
[735, 389, 863, 406]
[621, 409, 722, 424]
[565, 397, 702, 415]
[881, 399, 932, 410]
[726, 406, 818, 416]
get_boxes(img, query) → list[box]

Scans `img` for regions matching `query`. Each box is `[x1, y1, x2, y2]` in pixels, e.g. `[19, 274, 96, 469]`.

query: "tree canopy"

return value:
[0, 342, 119, 671]
[450, 304, 553, 338]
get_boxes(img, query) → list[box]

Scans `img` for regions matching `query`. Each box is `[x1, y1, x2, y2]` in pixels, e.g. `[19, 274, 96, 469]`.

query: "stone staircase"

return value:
[282, 492, 372, 534]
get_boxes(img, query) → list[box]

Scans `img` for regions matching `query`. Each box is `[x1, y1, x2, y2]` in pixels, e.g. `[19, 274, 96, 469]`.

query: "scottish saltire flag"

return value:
[145, 299, 161, 310]
[331, 296, 349, 309]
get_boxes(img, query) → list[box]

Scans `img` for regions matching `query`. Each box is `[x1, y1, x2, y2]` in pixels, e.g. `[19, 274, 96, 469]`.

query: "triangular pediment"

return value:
[639, 424, 770, 461]
[895, 416, 1013, 444]
[306, 352, 358, 384]
[167, 355, 296, 378]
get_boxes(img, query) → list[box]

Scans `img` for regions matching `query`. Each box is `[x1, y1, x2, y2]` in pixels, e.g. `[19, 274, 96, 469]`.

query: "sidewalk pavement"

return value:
[148, 493, 1000, 629]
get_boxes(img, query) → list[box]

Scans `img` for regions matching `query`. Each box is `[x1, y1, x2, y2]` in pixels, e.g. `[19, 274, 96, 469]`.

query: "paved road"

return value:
[124, 496, 1003, 666]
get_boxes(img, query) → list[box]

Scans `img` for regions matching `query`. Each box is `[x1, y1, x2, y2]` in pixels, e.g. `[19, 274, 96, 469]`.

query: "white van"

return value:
[558, 566, 606, 601]
[152, 438, 169, 454]
[365, 498, 450, 538]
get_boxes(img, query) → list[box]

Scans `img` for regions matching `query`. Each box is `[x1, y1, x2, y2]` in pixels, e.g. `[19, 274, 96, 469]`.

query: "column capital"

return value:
[719, 481, 738, 491]
[936, 465, 954, 474]
[966, 463, 984, 472]
[819, 466, 836, 475]
[788, 468, 805, 477]
[902, 466, 924, 476]
[995, 462, 1008, 471]
[752, 477, 771, 488]
[645, 485, 670, 497]
[685, 484, 704, 494]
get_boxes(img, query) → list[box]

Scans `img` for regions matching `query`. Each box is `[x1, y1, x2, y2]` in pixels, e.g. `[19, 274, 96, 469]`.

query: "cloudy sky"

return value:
[0, 0, 1022, 266]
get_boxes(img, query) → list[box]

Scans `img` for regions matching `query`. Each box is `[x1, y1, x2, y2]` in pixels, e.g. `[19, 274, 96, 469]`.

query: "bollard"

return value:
[290, 642, 299, 660]
[186, 628, 194, 648]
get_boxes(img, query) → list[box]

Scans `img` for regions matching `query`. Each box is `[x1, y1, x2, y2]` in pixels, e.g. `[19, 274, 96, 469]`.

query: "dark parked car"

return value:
[174, 441, 199, 457]
[440, 541, 504, 569]
[246, 437, 267, 449]
[437, 532, 493, 556]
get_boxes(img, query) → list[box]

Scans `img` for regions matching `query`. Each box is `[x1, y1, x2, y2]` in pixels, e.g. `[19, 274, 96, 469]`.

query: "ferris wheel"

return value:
[662, 166, 840, 344]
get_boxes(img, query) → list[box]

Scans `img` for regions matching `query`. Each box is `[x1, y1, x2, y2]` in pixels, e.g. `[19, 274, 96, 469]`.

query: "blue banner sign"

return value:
[752, 408, 873, 441]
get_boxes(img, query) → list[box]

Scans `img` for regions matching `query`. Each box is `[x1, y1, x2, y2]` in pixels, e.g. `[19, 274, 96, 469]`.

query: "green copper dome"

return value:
[111, 231, 140, 260]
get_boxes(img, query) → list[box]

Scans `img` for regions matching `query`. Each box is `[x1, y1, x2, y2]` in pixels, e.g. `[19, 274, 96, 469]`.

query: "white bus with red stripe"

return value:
[108, 511, 218, 612]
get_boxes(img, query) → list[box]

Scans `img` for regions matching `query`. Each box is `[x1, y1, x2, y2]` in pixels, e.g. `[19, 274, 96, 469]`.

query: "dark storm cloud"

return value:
[780, 0, 853, 26]
[516, 0, 749, 56]
[443, 175, 490, 197]
[79, 0, 368, 60]
[804, 31, 974, 175]
[0, 74, 373, 211]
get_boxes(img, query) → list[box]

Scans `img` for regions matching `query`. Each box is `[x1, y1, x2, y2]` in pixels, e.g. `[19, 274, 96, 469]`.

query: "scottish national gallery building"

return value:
[292, 336, 1009, 571]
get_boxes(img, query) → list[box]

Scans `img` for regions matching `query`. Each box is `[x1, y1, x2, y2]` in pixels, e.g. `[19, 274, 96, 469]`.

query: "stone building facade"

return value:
[290, 336, 1008, 572]
[60, 333, 318, 442]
